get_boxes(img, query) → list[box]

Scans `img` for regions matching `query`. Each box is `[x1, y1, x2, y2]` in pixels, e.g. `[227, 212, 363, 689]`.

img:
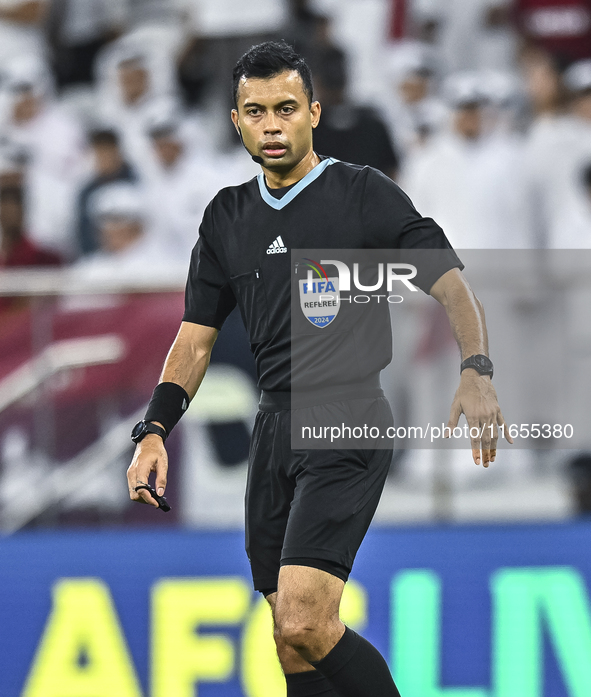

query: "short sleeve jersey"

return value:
[183, 157, 463, 392]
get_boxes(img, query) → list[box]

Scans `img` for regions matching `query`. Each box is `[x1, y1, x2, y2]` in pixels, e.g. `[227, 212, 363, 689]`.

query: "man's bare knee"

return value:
[265, 591, 277, 613]
[274, 565, 345, 660]
[265, 588, 315, 673]
[277, 617, 322, 650]
[267, 591, 316, 653]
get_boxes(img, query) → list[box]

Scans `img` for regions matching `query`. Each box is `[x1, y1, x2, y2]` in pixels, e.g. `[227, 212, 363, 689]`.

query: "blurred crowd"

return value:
[1, 0, 591, 275]
[2, 0, 591, 525]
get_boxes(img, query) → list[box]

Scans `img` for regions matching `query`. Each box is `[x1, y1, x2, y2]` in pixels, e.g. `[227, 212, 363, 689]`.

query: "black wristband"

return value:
[144, 382, 190, 436]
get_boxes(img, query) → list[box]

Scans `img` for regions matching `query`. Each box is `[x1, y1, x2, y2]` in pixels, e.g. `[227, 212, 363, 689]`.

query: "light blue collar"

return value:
[257, 157, 338, 210]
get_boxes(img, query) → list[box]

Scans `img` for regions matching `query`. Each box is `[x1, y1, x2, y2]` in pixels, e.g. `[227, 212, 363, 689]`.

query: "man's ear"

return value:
[310, 101, 321, 129]
[231, 109, 240, 133]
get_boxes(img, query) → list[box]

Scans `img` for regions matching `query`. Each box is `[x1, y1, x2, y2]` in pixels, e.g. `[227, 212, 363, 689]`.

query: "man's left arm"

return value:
[429, 267, 513, 466]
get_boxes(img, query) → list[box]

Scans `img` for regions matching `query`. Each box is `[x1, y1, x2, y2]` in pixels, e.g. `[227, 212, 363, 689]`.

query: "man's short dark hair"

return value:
[232, 41, 314, 108]
[0, 185, 23, 205]
[118, 56, 146, 71]
[88, 129, 119, 147]
[313, 46, 347, 92]
[148, 124, 177, 140]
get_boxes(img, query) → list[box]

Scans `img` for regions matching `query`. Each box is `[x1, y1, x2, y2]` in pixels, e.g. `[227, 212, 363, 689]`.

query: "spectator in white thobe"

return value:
[411, 0, 518, 74]
[525, 60, 591, 249]
[1, 55, 86, 258]
[75, 181, 175, 281]
[47, 0, 124, 89]
[550, 163, 591, 248]
[95, 42, 182, 174]
[145, 118, 230, 262]
[379, 40, 449, 159]
[402, 72, 530, 249]
[0, 0, 47, 64]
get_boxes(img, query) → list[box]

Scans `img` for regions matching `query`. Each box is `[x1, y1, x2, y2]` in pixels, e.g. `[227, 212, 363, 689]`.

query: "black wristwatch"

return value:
[131, 420, 167, 444]
[460, 354, 493, 378]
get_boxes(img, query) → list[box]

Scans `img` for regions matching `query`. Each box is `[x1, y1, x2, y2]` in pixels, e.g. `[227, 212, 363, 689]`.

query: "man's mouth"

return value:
[262, 142, 288, 157]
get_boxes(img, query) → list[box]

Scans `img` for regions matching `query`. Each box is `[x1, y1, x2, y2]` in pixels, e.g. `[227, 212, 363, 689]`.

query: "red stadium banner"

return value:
[0, 293, 185, 526]
[389, 0, 408, 40]
[515, 0, 591, 61]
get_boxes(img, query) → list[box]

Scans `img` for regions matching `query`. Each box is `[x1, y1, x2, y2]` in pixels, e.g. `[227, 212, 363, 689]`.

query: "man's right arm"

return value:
[158, 321, 219, 398]
[127, 322, 218, 507]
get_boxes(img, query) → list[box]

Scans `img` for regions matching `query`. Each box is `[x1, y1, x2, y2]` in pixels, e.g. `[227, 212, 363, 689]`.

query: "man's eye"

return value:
[248, 109, 261, 116]
[281, 107, 294, 114]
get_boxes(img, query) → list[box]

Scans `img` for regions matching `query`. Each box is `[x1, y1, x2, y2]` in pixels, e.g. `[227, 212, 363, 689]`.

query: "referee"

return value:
[127, 42, 511, 697]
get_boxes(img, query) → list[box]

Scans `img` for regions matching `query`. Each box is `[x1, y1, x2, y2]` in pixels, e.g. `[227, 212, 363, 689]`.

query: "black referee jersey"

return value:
[183, 156, 462, 392]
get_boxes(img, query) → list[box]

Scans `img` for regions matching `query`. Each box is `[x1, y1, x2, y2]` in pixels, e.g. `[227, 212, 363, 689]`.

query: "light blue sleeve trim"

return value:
[257, 157, 339, 210]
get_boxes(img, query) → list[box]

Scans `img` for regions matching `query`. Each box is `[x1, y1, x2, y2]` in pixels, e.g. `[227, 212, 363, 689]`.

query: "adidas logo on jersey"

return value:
[267, 236, 287, 254]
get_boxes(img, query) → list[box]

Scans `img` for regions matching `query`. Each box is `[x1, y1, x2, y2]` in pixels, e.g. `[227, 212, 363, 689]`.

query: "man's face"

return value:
[573, 92, 591, 122]
[152, 135, 183, 169]
[99, 218, 142, 253]
[0, 194, 23, 237]
[12, 88, 40, 124]
[453, 104, 483, 140]
[231, 70, 320, 173]
[399, 73, 429, 104]
[118, 64, 149, 106]
[93, 143, 123, 176]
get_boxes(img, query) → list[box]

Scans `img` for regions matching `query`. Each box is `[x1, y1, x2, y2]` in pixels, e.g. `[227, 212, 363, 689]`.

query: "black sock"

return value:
[286, 670, 340, 696]
[311, 627, 401, 697]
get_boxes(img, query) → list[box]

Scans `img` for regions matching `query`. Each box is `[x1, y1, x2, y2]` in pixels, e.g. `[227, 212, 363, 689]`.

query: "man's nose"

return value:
[263, 113, 281, 134]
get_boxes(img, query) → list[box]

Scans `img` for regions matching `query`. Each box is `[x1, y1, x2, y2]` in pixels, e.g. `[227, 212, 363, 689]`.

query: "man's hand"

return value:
[127, 434, 168, 507]
[446, 369, 513, 466]
[430, 268, 512, 466]
[125, 323, 218, 508]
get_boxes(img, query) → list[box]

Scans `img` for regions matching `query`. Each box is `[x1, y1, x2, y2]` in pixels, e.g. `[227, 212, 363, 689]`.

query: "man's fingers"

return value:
[128, 487, 154, 506]
[490, 419, 499, 462]
[128, 474, 159, 507]
[155, 457, 168, 497]
[446, 399, 462, 435]
[127, 443, 163, 508]
[127, 464, 139, 501]
[135, 483, 160, 508]
[136, 482, 159, 508]
[497, 410, 513, 444]
[480, 418, 494, 468]
[136, 486, 159, 507]
[467, 417, 482, 465]
[129, 489, 141, 503]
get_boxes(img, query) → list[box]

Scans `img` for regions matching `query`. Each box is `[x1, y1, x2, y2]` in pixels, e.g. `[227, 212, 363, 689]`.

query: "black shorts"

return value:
[245, 394, 393, 593]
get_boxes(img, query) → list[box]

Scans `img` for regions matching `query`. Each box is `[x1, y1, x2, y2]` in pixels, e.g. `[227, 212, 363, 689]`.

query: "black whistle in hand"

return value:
[134, 484, 171, 512]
